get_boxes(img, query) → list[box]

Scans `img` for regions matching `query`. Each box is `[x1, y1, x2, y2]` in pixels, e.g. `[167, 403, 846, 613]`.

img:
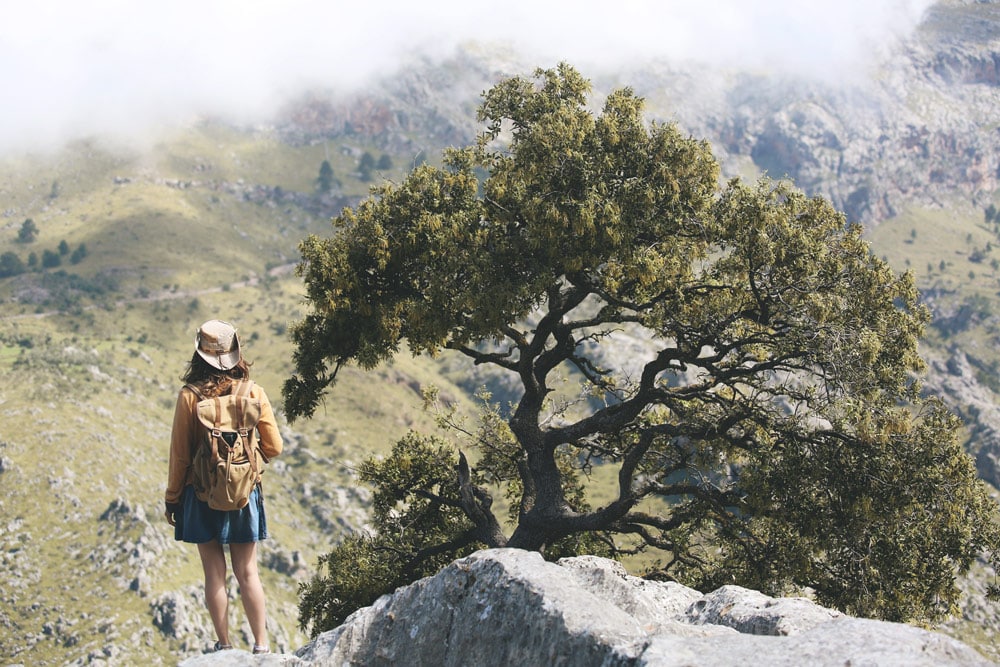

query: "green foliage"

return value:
[358, 152, 376, 181]
[70, 243, 87, 265]
[298, 433, 479, 635]
[17, 218, 38, 243]
[297, 414, 617, 635]
[688, 399, 997, 621]
[355, 152, 392, 182]
[58, 240, 70, 256]
[316, 160, 335, 193]
[28, 271, 119, 310]
[297, 534, 407, 636]
[0, 251, 25, 278]
[287, 63, 1000, 631]
[41, 249, 61, 269]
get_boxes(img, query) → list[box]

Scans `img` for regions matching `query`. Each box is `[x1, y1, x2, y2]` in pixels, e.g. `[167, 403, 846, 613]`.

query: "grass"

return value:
[0, 267, 485, 664]
[866, 200, 1000, 296]
[866, 197, 1000, 390]
[0, 121, 469, 664]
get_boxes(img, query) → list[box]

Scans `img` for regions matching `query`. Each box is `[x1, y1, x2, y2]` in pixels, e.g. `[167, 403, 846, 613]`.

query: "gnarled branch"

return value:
[457, 450, 508, 548]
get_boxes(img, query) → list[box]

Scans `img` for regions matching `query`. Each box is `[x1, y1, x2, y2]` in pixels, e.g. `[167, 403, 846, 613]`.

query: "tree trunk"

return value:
[457, 451, 508, 548]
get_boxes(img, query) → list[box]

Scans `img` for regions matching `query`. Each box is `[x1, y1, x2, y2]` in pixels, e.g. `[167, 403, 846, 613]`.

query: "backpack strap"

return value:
[231, 380, 254, 399]
[231, 379, 256, 439]
[231, 380, 261, 481]
[230, 381, 247, 433]
[184, 383, 206, 400]
[209, 395, 224, 465]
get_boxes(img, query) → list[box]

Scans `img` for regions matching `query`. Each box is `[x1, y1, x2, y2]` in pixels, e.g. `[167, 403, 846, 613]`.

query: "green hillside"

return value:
[868, 199, 1000, 313]
[0, 125, 481, 664]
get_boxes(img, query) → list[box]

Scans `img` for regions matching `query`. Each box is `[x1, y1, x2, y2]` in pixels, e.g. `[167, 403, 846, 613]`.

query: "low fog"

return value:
[0, 0, 934, 154]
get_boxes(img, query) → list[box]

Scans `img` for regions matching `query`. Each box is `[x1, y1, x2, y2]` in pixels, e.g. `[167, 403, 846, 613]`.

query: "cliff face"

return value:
[180, 549, 991, 666]
[612, 2, 1000, 225]
[282, 3, 1000, 228]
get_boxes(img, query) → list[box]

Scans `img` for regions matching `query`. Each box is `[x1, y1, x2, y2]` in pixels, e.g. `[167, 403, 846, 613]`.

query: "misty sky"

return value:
[1, 0, 934, 154]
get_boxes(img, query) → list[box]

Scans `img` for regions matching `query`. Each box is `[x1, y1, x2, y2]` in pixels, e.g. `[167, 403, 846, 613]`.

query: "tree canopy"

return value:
[286, 63, 1000, 634]
[316, 160, 335, 193]
[17, 218, 38, 243]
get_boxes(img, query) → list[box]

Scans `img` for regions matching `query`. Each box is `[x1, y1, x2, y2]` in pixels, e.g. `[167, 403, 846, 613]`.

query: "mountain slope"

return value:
[0, 126, 484, 664]
[3, 1, 1000, 664]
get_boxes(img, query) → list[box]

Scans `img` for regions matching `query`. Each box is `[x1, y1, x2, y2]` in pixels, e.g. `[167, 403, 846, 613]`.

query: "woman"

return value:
[164, 319, 284, 654]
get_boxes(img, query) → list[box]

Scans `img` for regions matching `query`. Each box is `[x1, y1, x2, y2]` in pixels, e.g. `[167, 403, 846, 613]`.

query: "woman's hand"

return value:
[164, 501, 181, 527]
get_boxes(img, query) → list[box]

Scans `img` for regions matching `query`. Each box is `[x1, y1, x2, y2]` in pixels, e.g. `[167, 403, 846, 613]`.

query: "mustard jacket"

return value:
[164, 382, 283, 510]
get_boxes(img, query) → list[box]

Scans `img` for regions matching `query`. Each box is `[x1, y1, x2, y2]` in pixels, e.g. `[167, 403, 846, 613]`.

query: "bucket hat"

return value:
[195, 320, 242, 370]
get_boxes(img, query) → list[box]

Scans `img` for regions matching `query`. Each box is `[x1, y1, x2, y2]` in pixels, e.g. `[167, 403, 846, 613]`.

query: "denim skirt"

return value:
[174, 484, 268, 544]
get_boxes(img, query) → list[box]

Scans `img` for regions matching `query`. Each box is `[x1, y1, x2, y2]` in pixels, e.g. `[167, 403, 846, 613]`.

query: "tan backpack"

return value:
[186, 380, 266, 511]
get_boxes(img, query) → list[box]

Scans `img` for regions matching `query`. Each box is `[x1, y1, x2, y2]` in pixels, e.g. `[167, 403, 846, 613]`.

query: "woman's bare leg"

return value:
[197, 540, 230, 647]
[229, 541, 267, 648]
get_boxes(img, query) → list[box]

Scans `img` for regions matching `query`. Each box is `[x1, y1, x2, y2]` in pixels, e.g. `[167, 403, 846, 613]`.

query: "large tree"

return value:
[286, 64, 1000, 633]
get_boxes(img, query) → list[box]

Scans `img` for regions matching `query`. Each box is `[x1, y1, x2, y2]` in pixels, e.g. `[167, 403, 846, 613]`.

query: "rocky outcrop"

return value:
[276, 48, 500, 155]
[273, 2, 1000, 228]
[670, 0, 1000, 225]
[923, 347, 1000, 488]
[179, 549, 993, 666]
[94, 497, 170, 596]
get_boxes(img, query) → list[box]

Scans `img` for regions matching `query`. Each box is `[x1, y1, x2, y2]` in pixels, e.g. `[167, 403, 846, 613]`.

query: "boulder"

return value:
[297, 549, 650, 666]
[240, 549, 989, 667]
[182, 549, 992, 667]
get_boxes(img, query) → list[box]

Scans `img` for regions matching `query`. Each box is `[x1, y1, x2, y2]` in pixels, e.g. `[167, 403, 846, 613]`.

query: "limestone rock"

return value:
[151, 585, 217, 653]
[297, 549, 650, 666]
[685, 585, 842, 636]
[181, 650, 307, 666]
[640, 617, 993, 667]
[556, 554, 706, 632]
[279, 549, 991, 667]
[923, 347, 1000, 489]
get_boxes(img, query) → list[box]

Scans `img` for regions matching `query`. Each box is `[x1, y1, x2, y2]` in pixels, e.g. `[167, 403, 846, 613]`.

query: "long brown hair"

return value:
[181, 353, 253, 397]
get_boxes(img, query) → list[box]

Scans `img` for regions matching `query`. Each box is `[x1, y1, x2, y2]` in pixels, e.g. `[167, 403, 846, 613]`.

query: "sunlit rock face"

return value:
[280, 549, 986, 667]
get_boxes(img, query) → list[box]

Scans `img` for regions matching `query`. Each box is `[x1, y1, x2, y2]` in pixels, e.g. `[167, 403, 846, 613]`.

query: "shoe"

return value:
[214, 641, 233, 651]
[252, 645, 270, 655]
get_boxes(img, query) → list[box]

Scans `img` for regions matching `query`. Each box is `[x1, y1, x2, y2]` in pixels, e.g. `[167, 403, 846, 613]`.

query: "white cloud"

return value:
[0, 0, 934, 153]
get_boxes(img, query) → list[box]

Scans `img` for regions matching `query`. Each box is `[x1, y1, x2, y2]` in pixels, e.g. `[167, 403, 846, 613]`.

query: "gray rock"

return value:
[556, 554, 704, 630]
[685, 584, 842, 636]
[640, 617, 993, 667]
[923, 348, 1000, 489]
[297, 549, 648, 666]
[286, 549, 992, 667]
[180, 650, 307, 666]
[150, 586, 213, 643]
